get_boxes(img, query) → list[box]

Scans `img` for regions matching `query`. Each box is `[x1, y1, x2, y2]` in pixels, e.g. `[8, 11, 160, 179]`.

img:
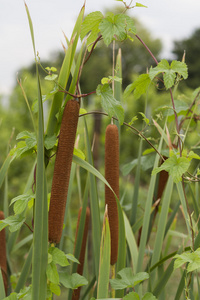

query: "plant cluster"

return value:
[1, 1, 200, 300]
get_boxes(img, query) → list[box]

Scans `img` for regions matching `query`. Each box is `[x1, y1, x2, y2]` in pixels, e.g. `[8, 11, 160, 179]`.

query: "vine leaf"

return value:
[80, 11, 104, 49]
[124, 74, 151, 99]
[0, 215, 26, 232]
[149, 59, 188, 89]
[59, 272, 88, 289]
[174, 248, 200, 273]
[96, 84, 124, 125]
[110, 267, 149, 290]
[152, 153, 190, 183]
[99, 13, 136, 46]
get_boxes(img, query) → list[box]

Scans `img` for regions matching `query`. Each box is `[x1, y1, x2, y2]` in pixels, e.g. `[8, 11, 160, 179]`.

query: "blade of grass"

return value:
[115, 199, 126, 298]
[152, 258, 174, 297]
[130, 138, 143, 226]
[123, 211, 138, 273]
[150, 176, 173, 286]
[0, 154, 12, 190]
[0, 269, 5, 300]
[46, 4, 85, 138]
[97, 211, 111, 299]
[176, 182, 191, 239]
[25, 3, 48, 297]
[84, 118, 101, 279]
[31, 69, 48, 300]
[14, 245, 33, 293]
[136, 134, 164, 273]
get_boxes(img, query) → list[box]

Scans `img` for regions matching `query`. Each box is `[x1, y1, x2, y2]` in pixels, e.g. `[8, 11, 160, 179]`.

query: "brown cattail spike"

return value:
[48, 99, 80, 244]
[105, 124, 119, 265]
[72, 207, 90, 300]
[0, 211, 7, 295]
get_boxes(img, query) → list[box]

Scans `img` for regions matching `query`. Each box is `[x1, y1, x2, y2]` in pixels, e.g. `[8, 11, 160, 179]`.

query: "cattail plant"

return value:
[105, 123, 119, 265]
[0, 211, 7, 295]
[72, 206, 90, 300]
[48, 99, 80, 244]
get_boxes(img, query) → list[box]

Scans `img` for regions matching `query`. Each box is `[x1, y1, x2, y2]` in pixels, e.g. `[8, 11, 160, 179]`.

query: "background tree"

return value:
[173, 28, 200, 89]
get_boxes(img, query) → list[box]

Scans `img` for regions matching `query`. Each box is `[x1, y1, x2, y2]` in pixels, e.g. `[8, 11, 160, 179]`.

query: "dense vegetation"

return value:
[0, 1, 200, 300]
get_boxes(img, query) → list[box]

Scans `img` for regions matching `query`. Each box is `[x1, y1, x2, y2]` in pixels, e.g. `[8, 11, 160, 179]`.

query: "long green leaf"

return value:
[25, 4, 49, 297]
[84, 119, 101, 279]
[123, 212, 138, 273]
[0, 154, 12, 189]
[130, 138, 143, 226]
[0, 269, 5, 300]
[46, 4, 85, 138]
[97, 214, 111, 299]
[14, 245, 33, 293]
[136, 137, 163, 273]
[150, 176, 173, 286]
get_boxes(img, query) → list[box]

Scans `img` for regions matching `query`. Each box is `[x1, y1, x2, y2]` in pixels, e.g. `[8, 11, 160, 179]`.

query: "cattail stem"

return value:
[0, 211, 7, 295]
[48, 99, 80, 244]
[72, 207, 90, 300]
[105, 124, 119, 265]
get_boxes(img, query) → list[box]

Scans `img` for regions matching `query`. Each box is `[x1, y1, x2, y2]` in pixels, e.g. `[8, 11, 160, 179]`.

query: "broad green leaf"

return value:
[48, 247, 69, 267]
[3, 293, 18, 300]
[123, 291, 140, 300]
[96, 84, 124, 125]
[46, 262, 59, 285]
[99, 13, 136, 46]
[44, 134, 57, 150]
[0, 215, 25, 232]
[124, 74, 151, 99]
[66, 253, 80, 264]
[163, 71, 176, 90]
[174, 248, 200, 272]
[80, 11, 104, 48]
[110, 268, 149, 290]
[152, 154, 190, 183]
[149, 59, 188, 89]
[59, 272, 88, 289]
[10, 193, 34, 215]
[171, 60, 188, 79]
[142, 292, 157, 300]
[49, 282, 61, 296]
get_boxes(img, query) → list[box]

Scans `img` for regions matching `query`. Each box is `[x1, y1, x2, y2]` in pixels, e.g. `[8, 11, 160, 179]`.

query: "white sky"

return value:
[1, 0, 200, 95]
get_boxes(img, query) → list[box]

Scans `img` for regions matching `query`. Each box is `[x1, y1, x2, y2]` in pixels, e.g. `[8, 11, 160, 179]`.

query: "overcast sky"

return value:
[1, 0, 200, 95]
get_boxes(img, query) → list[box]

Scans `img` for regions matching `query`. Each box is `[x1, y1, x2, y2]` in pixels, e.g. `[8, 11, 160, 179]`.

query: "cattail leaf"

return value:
[73, 155, 115, 199]
[0, 269, 6, 300]
[97, 215, 111, 299]
[46, 4, 84, 138]
[150, 176, 173, 286]
[123, 212, 138, 272]
[136, 133, 164, 273]
[0, 154, 12, 189]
